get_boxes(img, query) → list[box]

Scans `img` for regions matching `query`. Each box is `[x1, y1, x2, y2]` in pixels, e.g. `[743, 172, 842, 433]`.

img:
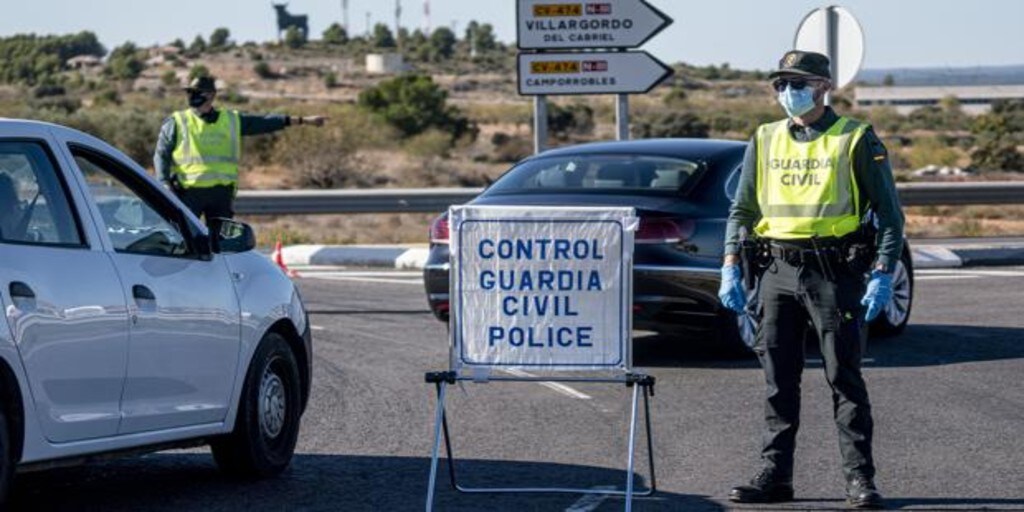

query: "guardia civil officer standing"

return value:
[719, 51, 904, 509]
[154, 75, 326, 232]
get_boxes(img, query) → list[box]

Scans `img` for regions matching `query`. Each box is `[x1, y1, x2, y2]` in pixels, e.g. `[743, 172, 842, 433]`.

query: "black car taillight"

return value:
[429, 212, 450, 244]
[636, 217, 694, 244]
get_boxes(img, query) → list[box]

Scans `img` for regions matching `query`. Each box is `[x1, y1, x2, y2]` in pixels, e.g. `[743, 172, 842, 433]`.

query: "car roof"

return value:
[524, 138, 748, 163]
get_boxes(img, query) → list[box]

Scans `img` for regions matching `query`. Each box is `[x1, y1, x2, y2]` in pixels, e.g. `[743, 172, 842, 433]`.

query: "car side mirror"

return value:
[215, 219, 256, 254]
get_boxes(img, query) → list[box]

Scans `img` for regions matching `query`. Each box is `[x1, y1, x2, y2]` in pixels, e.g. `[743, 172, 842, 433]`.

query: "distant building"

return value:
[855, 85, 1024, 115]
[66, 55, 102, 69]
[365, 53, 406, 75]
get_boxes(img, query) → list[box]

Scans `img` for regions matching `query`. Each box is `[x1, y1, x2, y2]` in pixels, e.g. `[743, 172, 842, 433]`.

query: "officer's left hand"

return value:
[861, 270, 893, 322]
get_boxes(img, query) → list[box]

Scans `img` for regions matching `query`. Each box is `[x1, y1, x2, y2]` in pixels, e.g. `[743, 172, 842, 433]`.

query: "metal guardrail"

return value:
[234, 182, 1024, 215]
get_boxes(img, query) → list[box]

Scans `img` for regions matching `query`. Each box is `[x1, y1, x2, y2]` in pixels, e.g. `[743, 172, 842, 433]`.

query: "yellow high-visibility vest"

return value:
[171, 109, 241, 188]
[754, 116, 869, 240]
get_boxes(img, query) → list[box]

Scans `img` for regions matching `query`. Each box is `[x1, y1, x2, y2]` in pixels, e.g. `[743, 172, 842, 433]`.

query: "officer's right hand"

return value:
[718, 264, 747, 313]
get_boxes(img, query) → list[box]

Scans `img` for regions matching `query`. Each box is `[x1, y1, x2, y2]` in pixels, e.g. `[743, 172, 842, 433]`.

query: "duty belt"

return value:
[768, 242, 843, 267]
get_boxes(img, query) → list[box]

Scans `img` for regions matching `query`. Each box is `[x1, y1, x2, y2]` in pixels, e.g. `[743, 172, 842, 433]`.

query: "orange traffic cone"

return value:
[272, 240, 300, 278]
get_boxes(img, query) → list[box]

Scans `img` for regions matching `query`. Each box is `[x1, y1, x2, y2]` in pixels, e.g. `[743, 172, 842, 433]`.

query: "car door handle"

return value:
[9, 281, 35, 300]
[132, 285, 156, 301]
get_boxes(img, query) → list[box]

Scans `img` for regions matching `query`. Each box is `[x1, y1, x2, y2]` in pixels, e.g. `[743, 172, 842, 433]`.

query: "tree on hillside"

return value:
[0, 31, 105, 85]
[372, 23, 396, 48]
[188, 35, 207, 55]
[464, 21, 498, 53]
[169, 38, 186, 51]
[323, 23, 349, 45]
[284, 26, 306, 49]
[357, 74, 475, 142]
[106, 42, 144, 80]
[209, 27, 232, 50]
[428, 27, 456, 60]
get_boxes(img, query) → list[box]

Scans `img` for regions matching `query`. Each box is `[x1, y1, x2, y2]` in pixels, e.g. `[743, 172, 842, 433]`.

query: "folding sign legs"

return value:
[424, 372, 657, 512]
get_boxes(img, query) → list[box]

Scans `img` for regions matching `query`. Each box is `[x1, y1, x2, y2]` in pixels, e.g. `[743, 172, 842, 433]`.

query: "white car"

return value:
[0, 119, 312, 503]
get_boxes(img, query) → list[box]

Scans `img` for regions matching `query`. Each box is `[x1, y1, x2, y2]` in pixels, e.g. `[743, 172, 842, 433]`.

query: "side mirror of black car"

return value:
[215, 219, 256, 254]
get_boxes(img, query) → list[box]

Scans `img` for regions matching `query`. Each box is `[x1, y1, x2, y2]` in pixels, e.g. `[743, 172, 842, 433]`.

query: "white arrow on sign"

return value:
[517, 0, 672, 50]
[518, 51, 673, 96]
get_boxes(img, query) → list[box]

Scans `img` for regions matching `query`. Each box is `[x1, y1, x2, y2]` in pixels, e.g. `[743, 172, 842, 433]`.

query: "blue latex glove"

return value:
[861, 270, 893, 322]
[718, 264, 746, 313]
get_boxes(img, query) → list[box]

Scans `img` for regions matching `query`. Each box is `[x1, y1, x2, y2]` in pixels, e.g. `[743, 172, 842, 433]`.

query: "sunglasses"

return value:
[771, 78, 823, 92]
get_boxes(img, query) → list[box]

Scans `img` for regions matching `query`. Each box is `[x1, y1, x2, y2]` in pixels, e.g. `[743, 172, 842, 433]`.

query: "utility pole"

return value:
[423, 0, 431, 34]
[341, 0, 349, 33]
[395, 0, 402, 42]
[366, 11, 372, 38]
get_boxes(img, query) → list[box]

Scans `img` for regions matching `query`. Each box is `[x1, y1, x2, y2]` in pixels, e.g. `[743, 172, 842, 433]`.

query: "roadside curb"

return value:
[281, 242, 1024, 270]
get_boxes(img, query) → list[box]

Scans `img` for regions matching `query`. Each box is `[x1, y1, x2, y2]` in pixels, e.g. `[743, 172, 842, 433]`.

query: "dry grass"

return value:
[245, 213, 436, 247]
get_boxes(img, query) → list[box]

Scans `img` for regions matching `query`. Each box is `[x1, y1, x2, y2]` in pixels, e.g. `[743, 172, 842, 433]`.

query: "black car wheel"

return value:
[211, 332, 302, 478]
[870, 248, 914, 337]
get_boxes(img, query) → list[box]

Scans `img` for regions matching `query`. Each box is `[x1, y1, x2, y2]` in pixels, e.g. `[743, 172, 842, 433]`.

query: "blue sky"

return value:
[2, 0, 1021, 70]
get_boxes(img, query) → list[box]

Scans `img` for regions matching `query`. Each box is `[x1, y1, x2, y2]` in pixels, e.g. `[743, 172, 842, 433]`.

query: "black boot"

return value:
[729, 469, 794, 503]
[846, 475, 884, 509]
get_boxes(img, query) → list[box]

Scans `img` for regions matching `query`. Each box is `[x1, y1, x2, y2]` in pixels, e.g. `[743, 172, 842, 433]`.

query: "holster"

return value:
[840, 223, 879, 275]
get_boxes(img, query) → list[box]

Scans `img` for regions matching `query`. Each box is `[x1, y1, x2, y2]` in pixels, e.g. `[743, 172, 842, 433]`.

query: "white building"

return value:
[855, 85, 1024, 115]
[365, 53, 407, 75]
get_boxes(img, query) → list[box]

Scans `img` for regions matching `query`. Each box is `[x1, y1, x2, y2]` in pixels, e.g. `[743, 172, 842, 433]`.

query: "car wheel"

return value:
[0, 408, 12, 506]
[211, 332, 302, 478]
[870, 248, 914, 337]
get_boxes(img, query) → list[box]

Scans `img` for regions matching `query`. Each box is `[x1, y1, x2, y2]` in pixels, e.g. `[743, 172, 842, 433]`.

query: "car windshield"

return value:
[485, 155, 703, 195]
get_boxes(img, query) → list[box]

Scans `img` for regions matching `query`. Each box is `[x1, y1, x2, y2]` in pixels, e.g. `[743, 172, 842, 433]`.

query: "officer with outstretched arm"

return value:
[153, 75, 326, 233]
[720, 50, 905, 510]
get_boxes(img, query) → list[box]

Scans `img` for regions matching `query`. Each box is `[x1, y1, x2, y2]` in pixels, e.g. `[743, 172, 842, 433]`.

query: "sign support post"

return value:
[534, 95, 548, 153]
[616, 94, 630, 141]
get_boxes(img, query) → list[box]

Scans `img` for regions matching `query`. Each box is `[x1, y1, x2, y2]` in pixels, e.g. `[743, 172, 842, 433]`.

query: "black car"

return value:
[423, 139, 913, 351]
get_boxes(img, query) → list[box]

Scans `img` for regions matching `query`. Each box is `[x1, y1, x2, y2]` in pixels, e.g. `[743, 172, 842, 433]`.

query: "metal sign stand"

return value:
[424, 371, 657, 512]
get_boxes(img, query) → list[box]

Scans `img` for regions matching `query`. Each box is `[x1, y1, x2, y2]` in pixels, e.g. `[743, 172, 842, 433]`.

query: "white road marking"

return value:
[310, 325, 326, 331]
[300, 270, 424, 277]
[915, 275, 979, 281]
[308, 275, 423, 286]
[808, 358, 875, 364]
[565, 486, 616, 512]
[500, 369, 593, 400]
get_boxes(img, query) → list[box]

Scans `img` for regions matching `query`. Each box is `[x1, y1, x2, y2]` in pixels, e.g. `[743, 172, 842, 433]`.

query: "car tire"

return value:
[211, 332, 302, 479]
[870, 248, 914, 337]
[0, 407, 13, 507]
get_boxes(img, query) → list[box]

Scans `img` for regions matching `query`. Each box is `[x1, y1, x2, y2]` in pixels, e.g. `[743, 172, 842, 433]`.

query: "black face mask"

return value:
[188, 91, 209, 108]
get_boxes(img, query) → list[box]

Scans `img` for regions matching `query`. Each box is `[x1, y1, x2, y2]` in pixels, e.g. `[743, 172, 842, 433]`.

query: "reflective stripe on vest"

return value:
[754, 116, 868, 239]
[171, 109, 241, 188]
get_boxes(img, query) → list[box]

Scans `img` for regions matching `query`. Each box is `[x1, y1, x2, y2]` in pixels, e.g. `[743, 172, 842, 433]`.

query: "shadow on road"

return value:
[865, 324, 1024, 367]
[632, 323, 1024, 370]
[12, 453, 725, 511]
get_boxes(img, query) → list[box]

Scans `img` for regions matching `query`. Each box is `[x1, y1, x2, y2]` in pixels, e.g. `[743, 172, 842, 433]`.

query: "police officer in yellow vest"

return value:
[721, 51, 904, 509]
[153, 75, 325, 232]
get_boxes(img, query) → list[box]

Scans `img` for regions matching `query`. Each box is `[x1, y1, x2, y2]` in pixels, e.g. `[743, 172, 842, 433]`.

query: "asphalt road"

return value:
[11, 267, 1024, 511]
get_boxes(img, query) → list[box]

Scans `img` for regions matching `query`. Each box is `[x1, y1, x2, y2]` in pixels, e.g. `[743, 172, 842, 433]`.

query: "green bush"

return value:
[404, 129, 452, 158]
[323, 71, 338, 88]
[106, 42, 144, 80]
[209, 28, 232, 50]
[547, 103, 594, 140]
[322, 23, 349, 45]
[284, 26, 305, 49]
[253, 61, 275, 79]
[357, 74, 476, 141]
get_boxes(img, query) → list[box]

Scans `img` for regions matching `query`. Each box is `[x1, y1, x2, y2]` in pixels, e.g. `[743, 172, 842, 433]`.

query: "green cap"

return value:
[184, 75, 217, 92]
[769, 50, 831, 80]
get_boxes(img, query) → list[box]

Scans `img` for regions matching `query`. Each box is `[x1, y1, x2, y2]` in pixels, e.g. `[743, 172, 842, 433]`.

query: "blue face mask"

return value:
[777, 85, 816, 118]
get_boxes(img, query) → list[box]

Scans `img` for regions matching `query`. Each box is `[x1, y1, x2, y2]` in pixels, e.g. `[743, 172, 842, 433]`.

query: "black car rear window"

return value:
[485, 155, 702, 195]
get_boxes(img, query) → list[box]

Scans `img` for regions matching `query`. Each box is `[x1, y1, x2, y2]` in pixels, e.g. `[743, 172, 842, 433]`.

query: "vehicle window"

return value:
[72, 149, 190, 257]
[724, 165, 741, 203]
[485, 155, 702, 195]
[0, 141, 84, 247]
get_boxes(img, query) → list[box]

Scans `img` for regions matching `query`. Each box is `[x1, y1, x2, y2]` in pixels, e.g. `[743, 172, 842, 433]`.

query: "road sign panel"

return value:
[517, 0, 672, 50]
[517, 51, 673, 96]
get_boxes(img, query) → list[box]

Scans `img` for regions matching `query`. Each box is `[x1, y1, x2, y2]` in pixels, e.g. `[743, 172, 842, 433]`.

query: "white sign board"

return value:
[793, 6, 865, 89]
[516, 0, 672, 50]
[450, 206, 637, 371]
[517, 51, 672, 96]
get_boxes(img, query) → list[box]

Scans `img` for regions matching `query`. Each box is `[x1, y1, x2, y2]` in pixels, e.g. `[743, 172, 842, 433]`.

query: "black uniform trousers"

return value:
[176, 185, 235, 235]
[754, 253, 875, 480]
